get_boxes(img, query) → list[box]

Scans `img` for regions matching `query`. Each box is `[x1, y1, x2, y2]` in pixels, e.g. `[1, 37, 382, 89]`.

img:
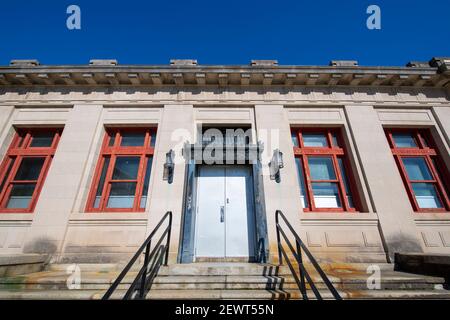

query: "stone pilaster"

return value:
[254, 104, 303, 263]
[432, 106, 450, 147]
[345, 105, 424, 261]
[0, 105, 14, 159]
[146, 104, 195, 264]
[23, 105, 103, 257]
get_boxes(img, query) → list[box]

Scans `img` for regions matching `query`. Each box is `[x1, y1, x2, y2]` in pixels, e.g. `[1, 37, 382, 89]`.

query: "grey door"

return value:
[195, 165, 255, 260]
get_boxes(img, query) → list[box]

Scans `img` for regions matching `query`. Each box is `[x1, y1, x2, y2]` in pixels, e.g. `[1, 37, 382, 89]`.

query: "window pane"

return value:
[291, 132, 299, 147]
[29, 132, 54, 147]
[16, 134, 26, 148]
[312, 183, 342, 208]
[412, 183, 443, 209]
[338, 158, 354, 208]
[93, 157, 110, 208]
[419, 134, 429, 148]
[392, 133, 417, 148]
[120, 132, 145, 147]
[149, 133, 156, 148]
[431, 158, 448, 190]
[108, 133, 116, 147]
[6, 183, 36, 209]
[295, 158, 309, 208]
[112, 157, 139, 180]
[140, 158, 153, 209]
[107, 182, 137, 208]
[303, 133, 328, 147]
[308, 157, 336, 180]
[402, 157, 433, 181]
[0, 159, 15, 192]
[331, 133, 340, 147]
[14, 158, 45, 181]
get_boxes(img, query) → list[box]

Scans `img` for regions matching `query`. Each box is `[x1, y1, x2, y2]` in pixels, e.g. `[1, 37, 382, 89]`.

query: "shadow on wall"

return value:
[256, 237, 267, 263]
[387, 233, 424, 258]
[23, 238, 58, 254]
[1, 86, 446, 100]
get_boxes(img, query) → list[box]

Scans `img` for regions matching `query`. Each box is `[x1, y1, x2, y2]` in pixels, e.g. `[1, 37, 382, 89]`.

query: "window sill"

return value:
[0, 213, 34, 222]
[413, 212, 450, 221]
[70, 212, 148, 221]
[299, 212, 378, 221]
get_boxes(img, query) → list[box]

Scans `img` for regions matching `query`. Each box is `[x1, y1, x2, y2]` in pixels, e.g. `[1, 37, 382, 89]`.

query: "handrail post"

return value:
[164, 212, 172, 266]
[275, 210, 342, 300]
[139, 241, 151, 299]
[275, 211, 283, 265]
[103, 211, 173, 300]
[296, 239, 307, 299]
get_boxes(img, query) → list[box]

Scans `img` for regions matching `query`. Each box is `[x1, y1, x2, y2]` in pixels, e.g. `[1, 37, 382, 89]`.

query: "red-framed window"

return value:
[86, 128, 156, 212]
[291, 128, 360, 212]
[0, 128, 62, 213]
[386, 129, 449, 212]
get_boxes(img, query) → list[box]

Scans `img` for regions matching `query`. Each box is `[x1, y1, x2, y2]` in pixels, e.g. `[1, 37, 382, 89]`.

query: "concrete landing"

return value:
[0, 254, 48, 277]
[395, 253, 450, 280]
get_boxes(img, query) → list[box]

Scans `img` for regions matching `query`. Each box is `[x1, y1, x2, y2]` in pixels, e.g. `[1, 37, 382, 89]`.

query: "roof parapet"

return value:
[170, 59, 198, 66]
[1, 57, 447, 88]
[89, 59, 118, 66]
[406, 61, 430, 68]
[10, 59, 40, 67]
[250, 60, 278, 67]
[429, 57, 450, 73]
[329, 60, 358, 67]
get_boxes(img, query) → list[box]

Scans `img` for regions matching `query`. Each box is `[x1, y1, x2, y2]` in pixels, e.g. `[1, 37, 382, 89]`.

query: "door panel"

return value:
[195, 165, 255, 260]
[195, 166, 226, 257]
[225, 166, 255, 257]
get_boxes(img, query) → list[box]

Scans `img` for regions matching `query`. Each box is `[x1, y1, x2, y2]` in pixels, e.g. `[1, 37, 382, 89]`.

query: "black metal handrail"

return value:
[275, 210, 341, 300]
[103, 211, 172, 300]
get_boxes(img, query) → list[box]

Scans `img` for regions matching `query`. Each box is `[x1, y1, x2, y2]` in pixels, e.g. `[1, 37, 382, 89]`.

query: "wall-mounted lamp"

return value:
[163, 149, 175, 184]
[269, 149, 284, 183]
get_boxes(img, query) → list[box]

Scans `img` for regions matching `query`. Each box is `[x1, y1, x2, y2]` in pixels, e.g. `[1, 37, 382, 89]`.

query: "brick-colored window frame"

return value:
[86, 128, 156, 213]
[292, 128, 360, 212]
[0, 128, 62, 213]
[386, 128, 449, 212]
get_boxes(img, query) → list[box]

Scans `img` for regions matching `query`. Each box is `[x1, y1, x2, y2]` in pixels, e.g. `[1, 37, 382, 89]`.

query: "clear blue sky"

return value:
[1, 0, 449, 66]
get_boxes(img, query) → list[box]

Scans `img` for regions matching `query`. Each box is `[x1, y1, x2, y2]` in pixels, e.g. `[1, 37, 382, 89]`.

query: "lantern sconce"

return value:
[163, 149, 175, 184]
[269, 149, 284, 183]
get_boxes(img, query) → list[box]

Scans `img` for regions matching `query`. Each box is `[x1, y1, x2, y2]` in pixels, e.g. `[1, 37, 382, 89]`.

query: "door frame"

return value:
[178, 140, 269, 264]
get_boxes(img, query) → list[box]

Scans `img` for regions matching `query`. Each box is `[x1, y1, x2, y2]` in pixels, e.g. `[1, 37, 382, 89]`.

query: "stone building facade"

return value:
[0, 58, 448, 265]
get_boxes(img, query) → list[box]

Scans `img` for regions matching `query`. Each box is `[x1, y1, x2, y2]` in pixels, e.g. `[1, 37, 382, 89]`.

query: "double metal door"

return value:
[195, 165, 255, 260]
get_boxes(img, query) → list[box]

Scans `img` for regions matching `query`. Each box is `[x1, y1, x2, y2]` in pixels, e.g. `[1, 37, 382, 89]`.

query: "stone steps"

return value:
[0, 262, 448, 300]
[1, 274, 442, 291]
[147, 289, 450, 300]
[157, 262, 396, 276]
[0, 268, 444, 291]
[0, 288, 449, 300]
[0, 254, 48, 277]
[45, 263, 121, 272]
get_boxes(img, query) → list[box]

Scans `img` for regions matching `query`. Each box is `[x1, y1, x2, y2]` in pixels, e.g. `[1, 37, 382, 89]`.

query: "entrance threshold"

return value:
[195, 257, 257, 263]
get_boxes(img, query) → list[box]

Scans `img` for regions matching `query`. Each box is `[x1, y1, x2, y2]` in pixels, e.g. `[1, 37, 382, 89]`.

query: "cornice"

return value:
[1, 58, 449, 88]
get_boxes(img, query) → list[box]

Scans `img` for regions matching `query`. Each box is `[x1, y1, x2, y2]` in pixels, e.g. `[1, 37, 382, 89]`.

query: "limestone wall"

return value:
[0, 85, 448, 263]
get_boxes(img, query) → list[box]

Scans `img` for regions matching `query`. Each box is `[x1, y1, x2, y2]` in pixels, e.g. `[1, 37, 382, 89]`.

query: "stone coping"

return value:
[0, 254, 48, 266]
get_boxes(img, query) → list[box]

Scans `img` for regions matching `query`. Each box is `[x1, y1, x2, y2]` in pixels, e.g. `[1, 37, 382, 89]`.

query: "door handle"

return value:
[220, 206, 225, 223]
